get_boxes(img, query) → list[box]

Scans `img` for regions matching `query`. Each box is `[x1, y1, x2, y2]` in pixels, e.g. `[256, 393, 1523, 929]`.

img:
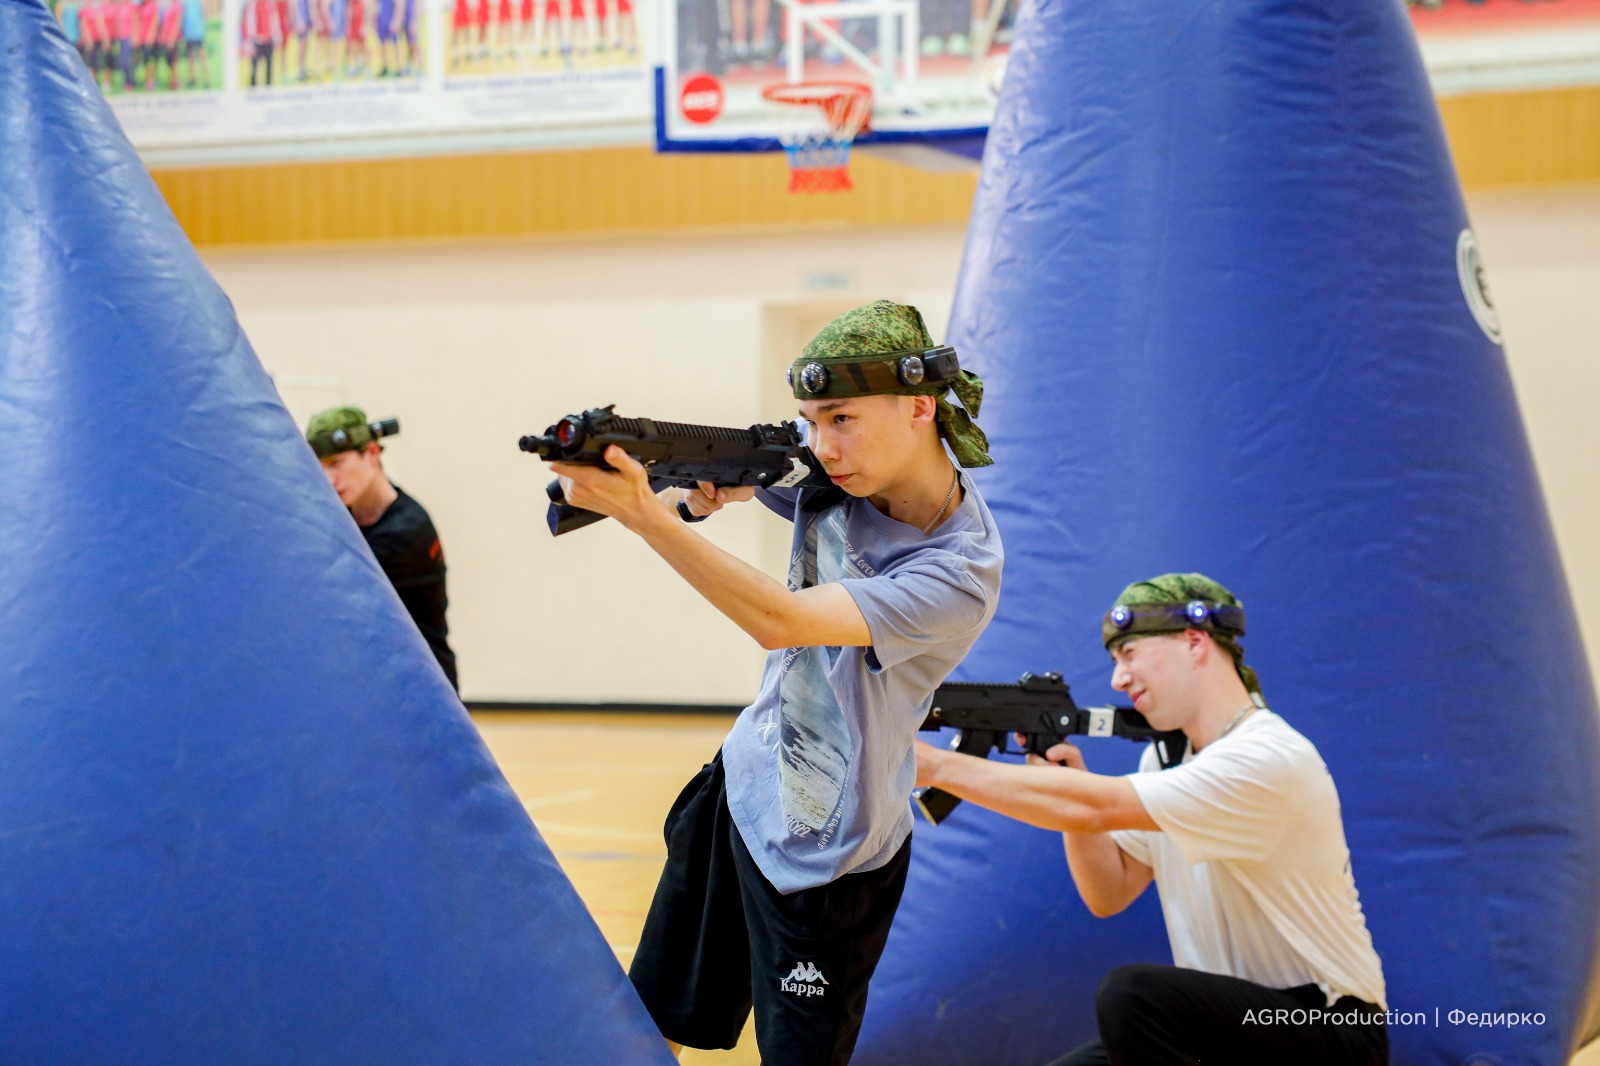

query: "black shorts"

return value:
[629, 751, 911, 1066]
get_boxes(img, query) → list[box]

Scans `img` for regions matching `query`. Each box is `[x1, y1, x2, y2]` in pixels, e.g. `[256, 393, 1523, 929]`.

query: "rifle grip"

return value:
[1024, 732, 1068, 760]
[546, 501, 607, 536]
[913, 787, 962, 825]
[544, 474, 676, 536]
[955, 729, 999, 758]
[544, 479, 611, 536]
[912, 729, 1000, 824]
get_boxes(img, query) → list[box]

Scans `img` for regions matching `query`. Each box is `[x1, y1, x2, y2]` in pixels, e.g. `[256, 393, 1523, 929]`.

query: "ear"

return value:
[907, 393, 938, 429]
[1184, 628, 1211, 666]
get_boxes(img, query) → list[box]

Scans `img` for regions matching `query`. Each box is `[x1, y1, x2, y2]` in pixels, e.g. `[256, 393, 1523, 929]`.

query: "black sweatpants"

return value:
[629, 751, 911, 1066]
[1049, 964, 1389, 1066]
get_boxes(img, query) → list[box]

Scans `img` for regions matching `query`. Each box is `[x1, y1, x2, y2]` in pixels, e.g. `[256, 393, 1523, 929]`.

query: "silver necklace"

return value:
[920, 466, 960, 535]
[1214, 703, 1256, 744]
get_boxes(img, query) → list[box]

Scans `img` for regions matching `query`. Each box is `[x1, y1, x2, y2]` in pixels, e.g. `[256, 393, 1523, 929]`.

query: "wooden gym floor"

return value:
[473, 711, 760, 1064]
[471, 710, 1600, 1066]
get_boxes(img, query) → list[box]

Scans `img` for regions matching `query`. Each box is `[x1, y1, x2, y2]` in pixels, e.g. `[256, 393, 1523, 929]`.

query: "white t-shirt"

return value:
[1109, 709, 1387, 1009]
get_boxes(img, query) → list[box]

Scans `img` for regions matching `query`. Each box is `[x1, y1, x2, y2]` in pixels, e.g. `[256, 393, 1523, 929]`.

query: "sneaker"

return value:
[945, 31, 970, 55]
[920, 33, 943, 57]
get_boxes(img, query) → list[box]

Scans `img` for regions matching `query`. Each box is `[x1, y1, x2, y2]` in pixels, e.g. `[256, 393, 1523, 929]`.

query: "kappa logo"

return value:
[780, 961, 829, 997]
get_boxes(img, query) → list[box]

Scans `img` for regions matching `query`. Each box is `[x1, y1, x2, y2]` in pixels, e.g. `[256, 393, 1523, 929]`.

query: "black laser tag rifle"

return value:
[519, 405, 843, 536]
[913, 671, 1189, 824]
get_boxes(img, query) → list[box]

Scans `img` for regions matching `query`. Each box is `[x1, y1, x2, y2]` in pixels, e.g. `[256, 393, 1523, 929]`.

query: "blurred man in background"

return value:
[306, 407, 460, 693]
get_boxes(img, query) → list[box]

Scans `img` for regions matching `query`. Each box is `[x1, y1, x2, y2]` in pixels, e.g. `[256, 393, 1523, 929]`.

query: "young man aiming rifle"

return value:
[549, 301, 1003, 1065]
[914, 573, 1389, 1065]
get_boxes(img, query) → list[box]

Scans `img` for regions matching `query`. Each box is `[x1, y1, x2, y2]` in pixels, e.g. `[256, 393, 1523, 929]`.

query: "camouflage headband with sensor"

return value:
[1102, 600, 1247, 647]
[305, 408, 401, 460]
[787, 342, 994, 468]
[794, 299, 993, 467]
[1102, 572, 1262, 695]
[787, 345, 963, 399]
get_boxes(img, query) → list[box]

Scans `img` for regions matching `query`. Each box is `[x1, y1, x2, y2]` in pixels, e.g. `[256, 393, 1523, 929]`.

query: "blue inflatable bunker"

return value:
[0, 4, 671, 1062]
[857, 1, 1600, 1064]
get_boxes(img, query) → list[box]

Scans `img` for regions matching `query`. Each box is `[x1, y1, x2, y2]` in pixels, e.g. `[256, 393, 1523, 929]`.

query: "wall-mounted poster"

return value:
[42, 0, 654, 161]
[654, 0, 1600, 159]
[236, 0, 426, 88]
[51, 0, 222, 94]
[38, 0, 1600, 162]
[443, 0, 638, 75]
[1410, 0, 1600, 94]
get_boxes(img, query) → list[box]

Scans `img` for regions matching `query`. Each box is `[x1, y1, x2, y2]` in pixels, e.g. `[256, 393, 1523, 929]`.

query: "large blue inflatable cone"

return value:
[857, 1, 1600, 1064]
[0, 5, 672, 1062]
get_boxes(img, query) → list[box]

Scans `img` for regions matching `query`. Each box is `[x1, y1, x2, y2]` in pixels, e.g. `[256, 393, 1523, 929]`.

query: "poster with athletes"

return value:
[236, 0, 425, 88]
[41, 0, 653, 157]
[39, 0, 1600, 156]
[442, 0, 638, 75]
[1408, 0, 1600, 95]
[48, 0, 224, 97]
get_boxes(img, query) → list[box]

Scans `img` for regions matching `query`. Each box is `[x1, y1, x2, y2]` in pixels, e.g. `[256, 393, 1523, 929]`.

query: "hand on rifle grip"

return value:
[1024, 736, 1086, 770]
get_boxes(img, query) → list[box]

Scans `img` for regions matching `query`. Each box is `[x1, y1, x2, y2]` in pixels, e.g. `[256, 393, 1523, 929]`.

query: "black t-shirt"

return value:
[360, 486, 459, 692]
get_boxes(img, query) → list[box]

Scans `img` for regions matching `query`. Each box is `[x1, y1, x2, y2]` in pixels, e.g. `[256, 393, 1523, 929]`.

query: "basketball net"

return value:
[762, 82, 874, 194]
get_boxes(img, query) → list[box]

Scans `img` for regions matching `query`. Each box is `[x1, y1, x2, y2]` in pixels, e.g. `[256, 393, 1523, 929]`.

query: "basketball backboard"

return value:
[654, 0, 1011, 154]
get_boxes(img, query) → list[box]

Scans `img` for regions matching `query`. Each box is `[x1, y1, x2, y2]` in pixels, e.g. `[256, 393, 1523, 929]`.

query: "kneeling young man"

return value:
[551, 302, 1003, 1065]
[915, 574, 1389, 1065]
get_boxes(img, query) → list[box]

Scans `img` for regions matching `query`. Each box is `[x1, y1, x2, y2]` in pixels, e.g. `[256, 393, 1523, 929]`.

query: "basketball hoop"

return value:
[762, 81, 873, 194]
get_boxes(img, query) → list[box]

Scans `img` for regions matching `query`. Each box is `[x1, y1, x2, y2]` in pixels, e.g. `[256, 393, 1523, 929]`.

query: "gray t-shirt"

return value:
[722, 473, 1003, 894]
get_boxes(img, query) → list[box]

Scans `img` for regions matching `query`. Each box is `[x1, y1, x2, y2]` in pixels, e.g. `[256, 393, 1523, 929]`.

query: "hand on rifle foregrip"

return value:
[550, 445, 659, 529]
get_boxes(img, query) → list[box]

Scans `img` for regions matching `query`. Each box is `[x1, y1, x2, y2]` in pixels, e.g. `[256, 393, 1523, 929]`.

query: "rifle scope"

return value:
[518, 414, 585, 457]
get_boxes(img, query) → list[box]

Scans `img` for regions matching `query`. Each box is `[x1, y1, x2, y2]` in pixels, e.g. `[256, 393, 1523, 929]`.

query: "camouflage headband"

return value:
[790, 300, 992, 468]
[1102, 572, 1262, 696]
[305, 406, 396, 459]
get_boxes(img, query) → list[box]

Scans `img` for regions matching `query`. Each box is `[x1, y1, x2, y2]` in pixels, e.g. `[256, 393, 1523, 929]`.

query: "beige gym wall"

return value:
[203, 186, 1600, 705]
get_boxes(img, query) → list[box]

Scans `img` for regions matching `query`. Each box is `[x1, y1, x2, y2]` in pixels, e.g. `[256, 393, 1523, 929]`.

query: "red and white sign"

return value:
[678, 74, 724, 125]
